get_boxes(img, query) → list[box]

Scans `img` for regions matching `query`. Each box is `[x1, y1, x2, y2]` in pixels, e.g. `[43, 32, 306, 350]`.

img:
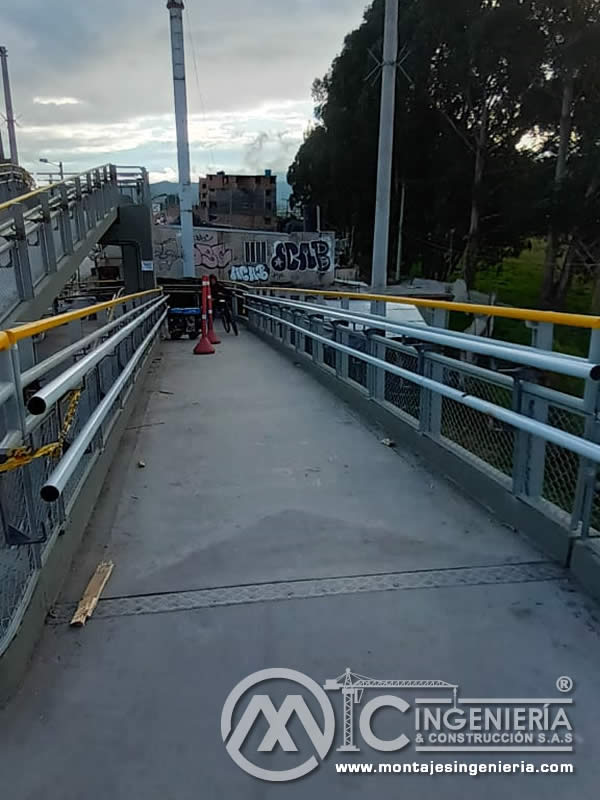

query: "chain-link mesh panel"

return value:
[28, 235, 46, 286]
[0, 247, 20, 317]
[322, 324, 337, 370]
[30, 414, 63, 554]
[384, 347, 421, 419]
[0, 301, 164, 649]
[52, 220, 65, 262]
[440, 370, 515, 476]
[348, 332, 367, 388]
[542, 405, 585, 522]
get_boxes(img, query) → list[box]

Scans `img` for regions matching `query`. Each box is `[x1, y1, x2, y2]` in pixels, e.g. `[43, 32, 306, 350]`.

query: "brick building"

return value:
[198, 170, 277, 230]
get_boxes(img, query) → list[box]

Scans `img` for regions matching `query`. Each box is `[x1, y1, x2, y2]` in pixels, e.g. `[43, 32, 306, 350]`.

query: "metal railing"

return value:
[0, 288, 165, 653]
[0, 165, 149, 324]
[243, 291, 600, 542]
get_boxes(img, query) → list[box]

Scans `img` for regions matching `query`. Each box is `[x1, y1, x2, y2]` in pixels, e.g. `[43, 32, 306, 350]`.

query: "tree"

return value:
[287, 0, 600, 308]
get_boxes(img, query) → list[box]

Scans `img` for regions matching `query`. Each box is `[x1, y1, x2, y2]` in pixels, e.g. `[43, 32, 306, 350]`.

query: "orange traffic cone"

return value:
[207, 280, 221, 345]
[194, 276, 215, 355]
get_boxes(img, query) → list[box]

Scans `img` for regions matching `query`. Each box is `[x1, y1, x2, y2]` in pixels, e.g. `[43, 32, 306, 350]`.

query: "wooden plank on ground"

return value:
[70, 561, 114, 627]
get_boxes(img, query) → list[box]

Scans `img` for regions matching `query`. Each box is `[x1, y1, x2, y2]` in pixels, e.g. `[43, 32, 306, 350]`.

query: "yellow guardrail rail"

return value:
[0, 182, 66, 213]
[0, 165, 114, 214]
[253, 287, 600, 330]
[0, 288, 163, 351]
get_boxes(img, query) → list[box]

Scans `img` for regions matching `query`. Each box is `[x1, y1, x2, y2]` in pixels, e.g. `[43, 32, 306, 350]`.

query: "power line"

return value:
[184, 4, 216, 175]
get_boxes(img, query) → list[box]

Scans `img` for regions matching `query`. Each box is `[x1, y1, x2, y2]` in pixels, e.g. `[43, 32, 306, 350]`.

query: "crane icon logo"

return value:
[221, 668, 336, 782]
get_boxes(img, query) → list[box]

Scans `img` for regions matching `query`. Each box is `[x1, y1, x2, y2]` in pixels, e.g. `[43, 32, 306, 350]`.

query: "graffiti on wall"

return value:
[154, 237, 180, 272]
[270, 240, 332, 273]
[194, 241, 233, 270]
[193, 230, 233, 270]
[153, 226, 335, 286]
[230, 264, 270, 282]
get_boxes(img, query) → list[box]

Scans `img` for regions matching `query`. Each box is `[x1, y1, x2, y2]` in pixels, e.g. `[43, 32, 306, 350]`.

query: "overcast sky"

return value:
[2, 0, 369, 188]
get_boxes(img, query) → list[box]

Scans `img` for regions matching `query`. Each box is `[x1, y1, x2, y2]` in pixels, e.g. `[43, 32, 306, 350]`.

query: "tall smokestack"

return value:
[166, 1, 195, 279]
[0, 47, 19, 165]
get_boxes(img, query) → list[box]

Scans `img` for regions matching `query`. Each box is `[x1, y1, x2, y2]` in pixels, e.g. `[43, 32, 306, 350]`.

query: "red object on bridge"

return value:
[194, 277, 215, 355]
[206, 280, 221, 345]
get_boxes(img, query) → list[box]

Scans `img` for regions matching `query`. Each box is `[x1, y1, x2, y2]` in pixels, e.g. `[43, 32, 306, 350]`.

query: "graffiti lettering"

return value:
[271, 240, 332, 273]
[195, 242, 233, 270]
[230, 264, 270, 283]
[154, 237, 180, 272]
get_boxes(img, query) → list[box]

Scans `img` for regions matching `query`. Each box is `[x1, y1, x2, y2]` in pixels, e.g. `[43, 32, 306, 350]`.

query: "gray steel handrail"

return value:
[247, 303, 600, 465]
[21, 296, 160, 386]
[27, 296, 167, 415]
[40, 308, 168, 502]
[247, 294, 599, 381]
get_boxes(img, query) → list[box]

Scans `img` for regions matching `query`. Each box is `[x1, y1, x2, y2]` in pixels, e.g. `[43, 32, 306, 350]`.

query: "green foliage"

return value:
[288, 0, 600, 307]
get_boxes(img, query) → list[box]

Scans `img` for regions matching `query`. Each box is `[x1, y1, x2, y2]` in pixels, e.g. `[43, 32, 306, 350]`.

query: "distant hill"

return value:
[150, 181, 179, 200]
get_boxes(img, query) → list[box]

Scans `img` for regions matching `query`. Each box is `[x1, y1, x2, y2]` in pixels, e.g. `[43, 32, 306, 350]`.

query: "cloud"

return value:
[2, 0, 370, 179]
[33, 96, 82, 106]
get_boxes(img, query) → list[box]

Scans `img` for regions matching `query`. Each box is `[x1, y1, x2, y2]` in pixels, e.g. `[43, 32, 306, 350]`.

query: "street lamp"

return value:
[39, 157, 64, 181]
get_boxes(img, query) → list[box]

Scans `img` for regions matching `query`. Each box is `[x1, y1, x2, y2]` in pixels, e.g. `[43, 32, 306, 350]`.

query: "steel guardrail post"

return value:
[94, 169, 104, 217]
[10, 344, 42, 561]
[417, 345, 430, 434]
[525, 322, 552, 500]
[86, 172, 96, 228]
[11, 204, 34, 300]
[58, 184, 74, 255]
[428, 308, 448, 439]
[572, 328, 600, 536]
[511, 371, 529, 497]
[39, 192, 57, 274]
[73, 178, 85, 243]
[309, 314, 324, 366]
[333, 322, 349, 381]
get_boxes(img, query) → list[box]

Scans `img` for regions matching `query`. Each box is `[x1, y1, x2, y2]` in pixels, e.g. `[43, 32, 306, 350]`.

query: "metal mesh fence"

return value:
[440, 369, 515, 477]
[246, 299, 599, 536]
[384, 346, 421, 420]
[542, 405, 584, 522]
[348, 332, 368, 388]
[322, 324, 337, 370]
[0, 299, 164, 649]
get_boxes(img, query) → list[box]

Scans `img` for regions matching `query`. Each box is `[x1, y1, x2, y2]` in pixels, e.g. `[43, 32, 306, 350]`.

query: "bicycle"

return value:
[216, 297, 239, 336]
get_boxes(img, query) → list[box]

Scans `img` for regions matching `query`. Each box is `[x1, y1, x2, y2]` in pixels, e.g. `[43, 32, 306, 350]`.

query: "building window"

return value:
[210, 201, 217, 209]
[244, 241, 268, 264]
[202, 182, 207, 189]
[265, 202, 272, 211]
[264, 217, 272, 225]
[265, 189, 271, 197]
[200, 201, 207, 208]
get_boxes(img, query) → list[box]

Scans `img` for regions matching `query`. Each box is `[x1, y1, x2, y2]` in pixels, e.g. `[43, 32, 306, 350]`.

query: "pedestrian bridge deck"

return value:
[1, 329, 600, 799]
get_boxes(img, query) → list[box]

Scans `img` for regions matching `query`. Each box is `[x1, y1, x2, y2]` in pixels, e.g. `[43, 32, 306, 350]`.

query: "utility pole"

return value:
[167, 1, 195, 279]
[370, 0, 398, 304]
[0, 46, 19, 166]
[394, 180, 406, 283]
[0, 128, 4, 161]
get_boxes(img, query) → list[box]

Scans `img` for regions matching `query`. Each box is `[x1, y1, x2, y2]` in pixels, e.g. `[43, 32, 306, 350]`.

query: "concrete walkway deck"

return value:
[1, 329, 600, 798]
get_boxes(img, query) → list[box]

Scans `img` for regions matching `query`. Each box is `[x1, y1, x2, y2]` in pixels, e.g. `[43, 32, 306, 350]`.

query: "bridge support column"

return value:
[101, 205, 156, 294]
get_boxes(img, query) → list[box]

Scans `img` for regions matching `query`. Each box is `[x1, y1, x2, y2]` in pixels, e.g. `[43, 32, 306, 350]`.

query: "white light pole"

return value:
[370, 0, 398, 304]
[167, 0, 195, 279]
[0, 46, 18, 166]
[39, 157, 64, 181]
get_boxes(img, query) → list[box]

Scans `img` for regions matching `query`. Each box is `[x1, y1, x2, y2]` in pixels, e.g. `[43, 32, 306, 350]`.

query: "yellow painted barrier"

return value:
[0, 288, 163, 351]
[254, 287, 600, 330]
[0, 180, 69, 213]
